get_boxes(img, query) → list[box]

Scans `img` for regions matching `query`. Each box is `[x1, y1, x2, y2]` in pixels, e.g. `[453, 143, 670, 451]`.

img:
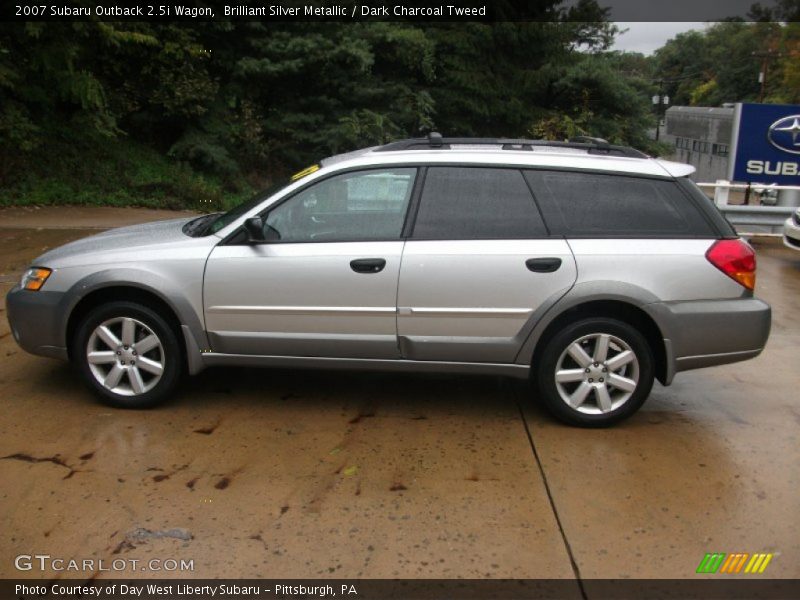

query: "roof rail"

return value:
[375, 132, 648, 159]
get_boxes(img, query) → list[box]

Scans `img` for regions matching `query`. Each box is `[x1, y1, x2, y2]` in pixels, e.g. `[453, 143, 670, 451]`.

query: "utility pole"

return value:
[752, 50, 783, 103]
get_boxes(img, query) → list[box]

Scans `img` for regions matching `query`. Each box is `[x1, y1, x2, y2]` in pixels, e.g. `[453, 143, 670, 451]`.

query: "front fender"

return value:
[60, 268, 209, 366]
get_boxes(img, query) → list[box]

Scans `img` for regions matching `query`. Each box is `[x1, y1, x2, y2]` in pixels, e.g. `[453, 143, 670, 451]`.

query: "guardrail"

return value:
[696, 182, 798, 235]
[716, 205, 794, 234]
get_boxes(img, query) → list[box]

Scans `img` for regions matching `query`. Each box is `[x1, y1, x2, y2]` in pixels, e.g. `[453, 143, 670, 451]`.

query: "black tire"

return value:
[534, 317, 654, 428]
[73, 301, 182, 408]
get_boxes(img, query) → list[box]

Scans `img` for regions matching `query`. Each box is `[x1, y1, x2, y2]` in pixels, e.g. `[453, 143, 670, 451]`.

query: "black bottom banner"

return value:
[4, 579, 800, 600]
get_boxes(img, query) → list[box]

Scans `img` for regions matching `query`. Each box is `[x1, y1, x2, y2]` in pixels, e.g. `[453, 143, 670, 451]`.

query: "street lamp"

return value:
[652, 93, 670, 141]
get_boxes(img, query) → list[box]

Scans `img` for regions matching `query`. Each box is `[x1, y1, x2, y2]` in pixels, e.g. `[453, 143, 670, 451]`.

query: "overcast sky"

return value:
[612, 22, 708, 55]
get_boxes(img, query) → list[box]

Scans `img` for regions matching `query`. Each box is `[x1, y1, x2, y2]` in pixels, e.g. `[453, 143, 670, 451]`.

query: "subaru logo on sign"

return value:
[767, 115, 800, 155]
[730, 103, 800, 184]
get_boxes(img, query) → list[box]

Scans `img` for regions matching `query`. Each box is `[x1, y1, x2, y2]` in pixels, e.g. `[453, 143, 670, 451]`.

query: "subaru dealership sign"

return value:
[730, 102, 800, 184]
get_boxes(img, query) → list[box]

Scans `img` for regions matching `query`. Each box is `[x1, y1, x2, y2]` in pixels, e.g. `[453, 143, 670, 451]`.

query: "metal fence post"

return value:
[714, 180, 729, 207]
[777, 189, 800, 208]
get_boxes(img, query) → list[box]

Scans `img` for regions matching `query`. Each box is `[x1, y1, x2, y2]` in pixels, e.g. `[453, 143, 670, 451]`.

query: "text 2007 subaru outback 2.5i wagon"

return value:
[7, 135, 771, 426]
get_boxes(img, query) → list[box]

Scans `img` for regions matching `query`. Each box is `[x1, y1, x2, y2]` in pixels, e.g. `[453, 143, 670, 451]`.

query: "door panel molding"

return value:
[207, 305, 396, 316]
[399, 307, 532, 318]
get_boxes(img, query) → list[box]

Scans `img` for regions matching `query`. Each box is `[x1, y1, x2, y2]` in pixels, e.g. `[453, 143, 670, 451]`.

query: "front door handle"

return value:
[350, 258, 386, 274]
[526, 257, 562, 273]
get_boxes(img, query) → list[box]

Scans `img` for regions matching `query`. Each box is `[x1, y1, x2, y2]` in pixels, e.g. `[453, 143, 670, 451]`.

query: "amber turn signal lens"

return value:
[21, 267, 52, 291]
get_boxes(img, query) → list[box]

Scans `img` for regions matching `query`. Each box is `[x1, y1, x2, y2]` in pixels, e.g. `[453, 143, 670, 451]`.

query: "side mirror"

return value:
[243, 216, 265, 242]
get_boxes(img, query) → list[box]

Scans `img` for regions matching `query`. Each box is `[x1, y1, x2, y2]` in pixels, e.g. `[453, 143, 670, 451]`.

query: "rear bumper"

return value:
[646, 297, 771, 384]
[6, 285, 68, 360]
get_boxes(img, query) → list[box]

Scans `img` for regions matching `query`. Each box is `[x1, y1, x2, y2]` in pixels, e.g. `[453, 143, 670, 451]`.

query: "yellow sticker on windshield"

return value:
[290, 164, 320, 181]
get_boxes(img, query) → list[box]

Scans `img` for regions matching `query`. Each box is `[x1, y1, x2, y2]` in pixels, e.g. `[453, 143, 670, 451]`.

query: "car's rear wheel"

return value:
[534, 317, 654, 427]
[73, 301, 182, 408]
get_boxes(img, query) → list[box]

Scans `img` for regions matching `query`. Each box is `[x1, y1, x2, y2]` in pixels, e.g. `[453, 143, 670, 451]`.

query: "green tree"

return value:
[1, 3, 671, 207]
[651, 21, 790, 107]
[531, 53, 657, 152]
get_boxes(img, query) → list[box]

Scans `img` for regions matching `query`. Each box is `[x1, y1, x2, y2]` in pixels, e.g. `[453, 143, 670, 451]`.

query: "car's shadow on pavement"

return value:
[178, 364, 525, 420]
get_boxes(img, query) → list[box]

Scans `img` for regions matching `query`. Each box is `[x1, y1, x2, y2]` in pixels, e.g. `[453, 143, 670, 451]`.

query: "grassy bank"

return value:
[0, 134, 254, 213]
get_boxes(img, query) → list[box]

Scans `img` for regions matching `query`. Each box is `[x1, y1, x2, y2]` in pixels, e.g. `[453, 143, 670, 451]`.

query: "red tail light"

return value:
[705, 239, 756, 290]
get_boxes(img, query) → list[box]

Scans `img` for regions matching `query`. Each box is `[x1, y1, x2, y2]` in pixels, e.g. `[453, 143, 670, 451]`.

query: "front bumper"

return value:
[783, 215, 800, 251]
[646, 297, 771, 384]
[6, 284, 69, 360]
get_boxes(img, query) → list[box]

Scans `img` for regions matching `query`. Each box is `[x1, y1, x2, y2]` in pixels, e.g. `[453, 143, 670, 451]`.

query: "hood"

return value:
[35, 216, 203, 268]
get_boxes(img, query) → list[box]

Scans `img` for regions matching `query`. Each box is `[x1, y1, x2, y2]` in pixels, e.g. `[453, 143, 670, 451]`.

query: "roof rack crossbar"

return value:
[375, 133, 648, 159]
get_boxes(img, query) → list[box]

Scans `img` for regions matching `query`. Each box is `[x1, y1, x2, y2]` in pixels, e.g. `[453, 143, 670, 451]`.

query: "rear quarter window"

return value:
[676, 177, 736, 237]
[524, 170, 716, 238]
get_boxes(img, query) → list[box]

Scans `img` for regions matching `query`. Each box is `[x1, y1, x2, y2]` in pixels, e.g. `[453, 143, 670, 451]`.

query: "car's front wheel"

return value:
[73, 301, 182, 408]
[534, 317, 654, 427]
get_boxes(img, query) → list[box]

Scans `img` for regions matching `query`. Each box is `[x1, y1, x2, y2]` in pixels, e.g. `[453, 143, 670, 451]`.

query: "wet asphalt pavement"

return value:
[0, 207, 798, 583]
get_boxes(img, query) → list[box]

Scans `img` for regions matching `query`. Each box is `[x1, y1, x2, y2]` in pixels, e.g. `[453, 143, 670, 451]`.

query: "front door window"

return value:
[264, 168, 416, 242]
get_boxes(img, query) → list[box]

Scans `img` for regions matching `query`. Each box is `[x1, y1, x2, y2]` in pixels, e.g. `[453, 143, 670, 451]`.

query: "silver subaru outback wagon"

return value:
[6, 135, 771, 426]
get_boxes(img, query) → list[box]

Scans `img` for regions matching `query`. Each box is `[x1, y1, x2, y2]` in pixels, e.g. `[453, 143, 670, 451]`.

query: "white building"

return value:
[662, 106, 733, 182]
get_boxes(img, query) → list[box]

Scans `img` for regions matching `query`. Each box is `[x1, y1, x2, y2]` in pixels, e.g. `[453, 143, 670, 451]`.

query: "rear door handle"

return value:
[350, 258, 386, 274]
[526, 257, 562, 273]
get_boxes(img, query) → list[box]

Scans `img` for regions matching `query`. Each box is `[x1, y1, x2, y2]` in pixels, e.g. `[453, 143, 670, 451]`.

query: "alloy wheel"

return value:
[554, 332, 640, 414]
[86, 317, 165, 396]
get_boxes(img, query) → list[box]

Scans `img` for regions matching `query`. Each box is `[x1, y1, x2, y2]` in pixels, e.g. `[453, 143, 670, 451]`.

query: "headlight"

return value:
[20, 267, 52, 291]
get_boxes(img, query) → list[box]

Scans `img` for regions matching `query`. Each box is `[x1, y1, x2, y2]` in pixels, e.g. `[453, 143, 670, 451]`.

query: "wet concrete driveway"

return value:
[0, 209, 798, 583]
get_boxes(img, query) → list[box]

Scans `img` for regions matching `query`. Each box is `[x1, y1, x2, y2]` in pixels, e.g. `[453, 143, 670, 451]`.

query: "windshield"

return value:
[204, 180, 290, 235]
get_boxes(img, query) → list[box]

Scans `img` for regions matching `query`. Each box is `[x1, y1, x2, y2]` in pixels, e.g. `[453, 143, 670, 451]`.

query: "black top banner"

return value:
[1, 0, 788, 23]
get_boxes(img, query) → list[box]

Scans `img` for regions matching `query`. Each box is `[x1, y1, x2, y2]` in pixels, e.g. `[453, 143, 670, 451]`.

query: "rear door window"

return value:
[523, 170, 715, 237]
[412, 167, 548, 239]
